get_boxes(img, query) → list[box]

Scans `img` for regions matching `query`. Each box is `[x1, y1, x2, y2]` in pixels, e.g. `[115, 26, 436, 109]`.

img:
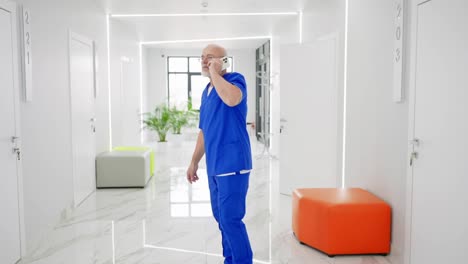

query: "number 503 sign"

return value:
[21, 6, 33, 102]
[393, 1, 403, 103]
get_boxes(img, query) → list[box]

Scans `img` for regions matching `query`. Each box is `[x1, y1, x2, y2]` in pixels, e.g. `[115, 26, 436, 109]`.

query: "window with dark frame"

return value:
[167, 56, 233, 110]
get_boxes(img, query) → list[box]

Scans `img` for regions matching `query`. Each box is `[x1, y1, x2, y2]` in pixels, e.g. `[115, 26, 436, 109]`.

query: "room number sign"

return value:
[393, 1, 403, 102]
[22, 6, 33, 101]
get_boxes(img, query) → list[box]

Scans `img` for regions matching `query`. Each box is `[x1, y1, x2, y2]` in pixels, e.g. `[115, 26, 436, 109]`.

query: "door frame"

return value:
[255, 41, 271, 145]
[68, 30, 96, 207]
[404, 0, 434, 263]
[1, 0, 26, 258]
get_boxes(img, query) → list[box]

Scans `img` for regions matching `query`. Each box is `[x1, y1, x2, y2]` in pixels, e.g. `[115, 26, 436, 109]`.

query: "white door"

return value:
[409, 0, 468, 263]
[0, 2, 22, 263]
[279, 39, 338, 195]
[69, 32, 96, 207]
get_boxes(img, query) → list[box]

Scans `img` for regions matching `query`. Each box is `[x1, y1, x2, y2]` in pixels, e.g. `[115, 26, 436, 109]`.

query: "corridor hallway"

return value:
[18, 132, 390, 264]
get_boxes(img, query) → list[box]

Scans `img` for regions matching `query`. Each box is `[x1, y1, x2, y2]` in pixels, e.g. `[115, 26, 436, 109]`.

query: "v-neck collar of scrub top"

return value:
[204, 83, 218, 101]
[207, 84, 214, 97]
[205, 72, 229, 98]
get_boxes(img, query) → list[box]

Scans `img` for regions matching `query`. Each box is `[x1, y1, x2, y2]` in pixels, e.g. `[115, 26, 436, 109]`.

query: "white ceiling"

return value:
[98, 0, 306, 14]
[142, 38, 270, 50]
[99, 0, 304, 49]
[115, 15, 298, 42]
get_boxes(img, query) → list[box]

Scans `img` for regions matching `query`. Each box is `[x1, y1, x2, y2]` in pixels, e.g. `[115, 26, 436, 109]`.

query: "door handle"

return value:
[410, 151, 418, 166]
[409, 138, 420, 147]
[13, 147, 21, 160]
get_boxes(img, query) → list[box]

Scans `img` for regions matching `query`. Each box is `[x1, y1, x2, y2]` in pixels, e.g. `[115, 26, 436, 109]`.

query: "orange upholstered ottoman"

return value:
[292, 188, 391, 257]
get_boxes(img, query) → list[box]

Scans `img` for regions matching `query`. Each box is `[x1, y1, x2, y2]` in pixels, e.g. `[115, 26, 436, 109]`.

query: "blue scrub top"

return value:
[199, 72, 252, 177]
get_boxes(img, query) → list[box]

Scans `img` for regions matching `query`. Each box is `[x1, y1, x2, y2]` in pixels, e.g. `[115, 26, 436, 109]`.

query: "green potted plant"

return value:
[168, 106, 189, 135]
[168, 99, 200, 135]
[143, 105, 171, 142]
[186, 98, 200, 128]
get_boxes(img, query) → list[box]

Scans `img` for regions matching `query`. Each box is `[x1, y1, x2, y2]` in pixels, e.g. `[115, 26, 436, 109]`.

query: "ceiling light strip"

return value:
[141, 36, 271, 45]
[111, 12, 298, 18]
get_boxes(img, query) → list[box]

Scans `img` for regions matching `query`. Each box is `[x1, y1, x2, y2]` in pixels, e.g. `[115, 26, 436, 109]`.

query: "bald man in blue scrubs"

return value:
[187, 44, 253, 264]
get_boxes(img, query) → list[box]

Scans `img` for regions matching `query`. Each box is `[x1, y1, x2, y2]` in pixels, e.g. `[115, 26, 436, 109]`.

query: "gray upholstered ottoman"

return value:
[96, 150, 151, 188]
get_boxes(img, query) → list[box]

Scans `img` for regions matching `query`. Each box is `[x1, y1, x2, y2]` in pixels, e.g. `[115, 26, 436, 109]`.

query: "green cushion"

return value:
[113, 146, 155, 176]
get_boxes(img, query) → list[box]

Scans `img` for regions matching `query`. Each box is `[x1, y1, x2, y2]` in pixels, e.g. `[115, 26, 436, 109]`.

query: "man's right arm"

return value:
[187, 130, 205, 183]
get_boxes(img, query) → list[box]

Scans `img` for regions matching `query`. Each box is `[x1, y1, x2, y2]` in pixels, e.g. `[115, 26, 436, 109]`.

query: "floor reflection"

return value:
[169, 167, 212, 218]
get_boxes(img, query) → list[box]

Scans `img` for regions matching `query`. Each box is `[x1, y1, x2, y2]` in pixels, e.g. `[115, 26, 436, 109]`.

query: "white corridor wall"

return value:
[344, 1, 409, 263]
[12, 0, 111, 253]
[109, 18, 141, 147]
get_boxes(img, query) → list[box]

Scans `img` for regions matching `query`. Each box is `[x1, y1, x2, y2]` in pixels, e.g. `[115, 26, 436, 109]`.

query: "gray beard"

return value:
[201, 71, 210, 77]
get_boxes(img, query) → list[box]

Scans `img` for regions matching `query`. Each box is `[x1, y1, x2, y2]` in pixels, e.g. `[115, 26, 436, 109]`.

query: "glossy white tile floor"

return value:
[20, 131, 392, 264]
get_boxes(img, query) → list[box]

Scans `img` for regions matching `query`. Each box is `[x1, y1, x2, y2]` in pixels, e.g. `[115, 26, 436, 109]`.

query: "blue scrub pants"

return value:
[208, 172, 253, 264]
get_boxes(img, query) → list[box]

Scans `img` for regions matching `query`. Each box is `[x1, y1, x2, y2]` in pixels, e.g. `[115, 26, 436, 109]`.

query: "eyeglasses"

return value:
[200, 55, 223, 61]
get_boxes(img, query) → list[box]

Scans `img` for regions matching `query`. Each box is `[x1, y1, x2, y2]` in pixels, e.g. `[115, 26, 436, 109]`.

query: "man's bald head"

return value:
[203, 44, 227, 57]
[201, 44, 228, 77]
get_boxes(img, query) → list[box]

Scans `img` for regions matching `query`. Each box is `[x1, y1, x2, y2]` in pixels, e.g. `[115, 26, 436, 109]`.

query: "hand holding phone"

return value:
[221, 56, 230, 71]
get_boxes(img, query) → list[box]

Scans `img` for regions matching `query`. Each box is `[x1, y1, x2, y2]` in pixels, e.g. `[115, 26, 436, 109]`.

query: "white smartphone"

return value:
[221, 56, 230, 70]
